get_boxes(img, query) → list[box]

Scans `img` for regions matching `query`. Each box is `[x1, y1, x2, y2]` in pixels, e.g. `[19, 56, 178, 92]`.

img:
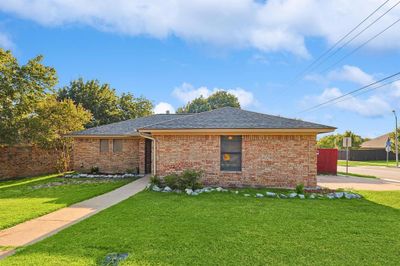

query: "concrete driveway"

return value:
[318, 175, 400, 191]
[338, 165, 400, 182]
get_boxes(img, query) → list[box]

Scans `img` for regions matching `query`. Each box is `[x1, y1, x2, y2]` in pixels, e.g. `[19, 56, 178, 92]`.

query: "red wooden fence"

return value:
[317, 148, 337, 175]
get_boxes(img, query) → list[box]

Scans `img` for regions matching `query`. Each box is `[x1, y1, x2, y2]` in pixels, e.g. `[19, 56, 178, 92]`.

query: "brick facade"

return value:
[154, 134, 317, 188]
[72, 138, 145, 174]
[0, 145, 66, 180]
[72, 134, 317, 188]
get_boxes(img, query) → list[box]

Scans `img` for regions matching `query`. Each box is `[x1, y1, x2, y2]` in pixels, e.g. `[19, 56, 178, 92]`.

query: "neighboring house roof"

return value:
[360, 133, 390, 149]
[70, 114, 190, 136]
[70, 107, 335, 137]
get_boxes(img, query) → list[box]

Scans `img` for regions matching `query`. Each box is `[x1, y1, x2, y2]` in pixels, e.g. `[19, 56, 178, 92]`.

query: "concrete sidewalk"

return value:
[318, 175, 400, 191]
[0, 176, 149, 258]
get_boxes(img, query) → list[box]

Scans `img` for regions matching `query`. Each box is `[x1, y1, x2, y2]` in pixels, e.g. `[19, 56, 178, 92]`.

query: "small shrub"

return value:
[126, 168, 139, 174]
[164, 174, 179, 189]
[295, 183, 304, 194]
[178, 169, 203, 190]
[90, 166, 99, 174]
[150, 176, 162, 186]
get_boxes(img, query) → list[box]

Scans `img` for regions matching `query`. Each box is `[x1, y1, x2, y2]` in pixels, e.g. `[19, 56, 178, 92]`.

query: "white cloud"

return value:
[1, 1, 400, 57]
[0, 32, 14, 50]
[228, 88, 255, 107]
[328, 65, 375, 85]
[391, 81, 400, 97]
[154, 102, 175, 114]
[172, 83, 256, 107]
[172, 83, 210, 103]
[304, 87, 392, 117]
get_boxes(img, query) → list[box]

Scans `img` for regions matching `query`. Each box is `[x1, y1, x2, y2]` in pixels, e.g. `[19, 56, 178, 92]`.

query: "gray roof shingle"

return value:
[71, 107, 335, 136]
[140, 107, 335, 130]
[70, 114, 190, 136]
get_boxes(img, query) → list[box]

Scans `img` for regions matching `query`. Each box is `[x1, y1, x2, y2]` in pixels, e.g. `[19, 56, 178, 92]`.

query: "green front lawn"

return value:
[0, 174, 136, 230]
[2, 189, 399, 265]
[338, 160, 397, 167]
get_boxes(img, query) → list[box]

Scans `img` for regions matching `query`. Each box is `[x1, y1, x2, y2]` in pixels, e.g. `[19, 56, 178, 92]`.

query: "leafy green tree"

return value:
[57, 78, 121, 127]
[389, 129, 400, 151]
[177, 96, 210, 113]
[58, 78, 153, 127]
[118, 93, 153, 120]
[24, 95, 92, 171]
[317, 131, 364, 149]
[0, 49, 58, 145]
[177, 91, 240, 113]
[207, 91, 240, 109]
[25, 95, 92, 147]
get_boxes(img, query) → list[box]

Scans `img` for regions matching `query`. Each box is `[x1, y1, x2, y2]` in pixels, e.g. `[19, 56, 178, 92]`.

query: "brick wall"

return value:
[154, 134, 317, 188]
[73, 138, 143, 173]
[0, 145, 63, 180]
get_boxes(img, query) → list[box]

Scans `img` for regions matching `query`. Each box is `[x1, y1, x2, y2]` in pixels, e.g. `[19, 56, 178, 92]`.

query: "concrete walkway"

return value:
[0, 176, 149, 259]
[318, 175, 400, 191]
[338, 165, 400, 182]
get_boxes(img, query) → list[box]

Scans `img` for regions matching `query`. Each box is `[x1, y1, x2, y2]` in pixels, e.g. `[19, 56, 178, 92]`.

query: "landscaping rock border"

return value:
[147, 184, 362, 200]
[64, 173, 141, 179]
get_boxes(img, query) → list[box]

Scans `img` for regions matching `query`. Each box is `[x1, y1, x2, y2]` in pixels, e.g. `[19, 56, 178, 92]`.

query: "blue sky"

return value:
[1, 0, 400, 138]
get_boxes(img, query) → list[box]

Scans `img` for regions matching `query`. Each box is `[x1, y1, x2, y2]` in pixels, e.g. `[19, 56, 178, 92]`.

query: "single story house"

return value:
[68, 107, 335, 188]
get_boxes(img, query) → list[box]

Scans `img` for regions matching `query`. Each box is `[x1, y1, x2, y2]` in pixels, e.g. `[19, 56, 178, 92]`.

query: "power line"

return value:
[297, 71, 400, 114]
[293, 0, 391, 81]
[310, 0, 400, 73]
[315, 76, 400, 110]
[320, 16, 400, 74]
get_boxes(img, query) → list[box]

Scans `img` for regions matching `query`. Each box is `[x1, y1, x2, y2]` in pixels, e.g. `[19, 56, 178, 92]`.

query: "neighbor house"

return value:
[360, 133, 390, 150]
[68, 107, 335, 188]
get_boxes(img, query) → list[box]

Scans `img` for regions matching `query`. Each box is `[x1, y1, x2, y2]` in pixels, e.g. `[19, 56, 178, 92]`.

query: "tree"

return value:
[0, 49, 58, 145]
[389, 128, 400, 151]
[317, 131, 365, 149]
[118, 93, 153, 120]
[57, 78, 121, 127]
[58, 78, 153, 127]
[24, 95, 92, 171]
[177, 91, 240, 113]
[24, 95, 92, 147]
[176, 96, 210, 113]
[207, 91, 240, 109]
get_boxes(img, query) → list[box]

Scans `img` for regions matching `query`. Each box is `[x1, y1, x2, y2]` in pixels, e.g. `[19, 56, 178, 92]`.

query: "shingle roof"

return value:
[360, 133, 390, 149]
[70, 114, 190, 136]
[139, 107, 335, 131]
[70, 107, 335, 136]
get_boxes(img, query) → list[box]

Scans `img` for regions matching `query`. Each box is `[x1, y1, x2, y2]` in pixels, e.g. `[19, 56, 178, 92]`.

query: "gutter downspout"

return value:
[139, 132, 157, 176]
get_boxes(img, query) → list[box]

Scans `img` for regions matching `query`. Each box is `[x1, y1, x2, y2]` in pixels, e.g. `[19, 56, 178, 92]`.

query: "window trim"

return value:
[113, 139, 123, 153]
[220, 135, 242, 172]
[100, 139, 109, 153]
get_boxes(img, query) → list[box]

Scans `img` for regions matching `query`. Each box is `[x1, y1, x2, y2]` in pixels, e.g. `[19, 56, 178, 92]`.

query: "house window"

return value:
[113, 139, 123, 153]
[100, 139, 109, 153]
[220, 136, 242, 171]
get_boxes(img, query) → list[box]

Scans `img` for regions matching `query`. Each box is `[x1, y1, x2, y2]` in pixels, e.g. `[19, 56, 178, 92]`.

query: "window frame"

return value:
[100, 139, 109, 153]
[113, 139, 123, 153]
[220, 135, 242, 172]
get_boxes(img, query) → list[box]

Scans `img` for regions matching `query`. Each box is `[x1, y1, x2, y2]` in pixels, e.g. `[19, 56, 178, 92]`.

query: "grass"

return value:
[338, 160, 397, 167]
[0, 173, 136, 230]
[1, 189, 399, 265]
[337, 171, 377, 179]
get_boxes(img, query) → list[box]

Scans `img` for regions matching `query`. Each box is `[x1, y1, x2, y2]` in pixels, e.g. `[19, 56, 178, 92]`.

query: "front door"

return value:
[145, 139, 152, 174]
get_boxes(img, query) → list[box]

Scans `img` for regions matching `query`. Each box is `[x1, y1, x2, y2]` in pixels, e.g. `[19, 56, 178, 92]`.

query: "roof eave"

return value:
[64, 133, 141, 138]
[137, 127, 336, 134]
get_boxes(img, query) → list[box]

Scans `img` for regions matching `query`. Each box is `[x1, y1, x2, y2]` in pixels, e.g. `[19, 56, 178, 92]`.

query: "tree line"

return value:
[0, 49, 242, 152]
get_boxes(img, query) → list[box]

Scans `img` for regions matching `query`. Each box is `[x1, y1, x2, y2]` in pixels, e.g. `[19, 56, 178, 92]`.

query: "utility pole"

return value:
[393, 110, 399, 168]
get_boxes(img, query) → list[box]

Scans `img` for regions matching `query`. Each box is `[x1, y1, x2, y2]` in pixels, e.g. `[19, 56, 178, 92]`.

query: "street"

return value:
[338, 165, 400, 182]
